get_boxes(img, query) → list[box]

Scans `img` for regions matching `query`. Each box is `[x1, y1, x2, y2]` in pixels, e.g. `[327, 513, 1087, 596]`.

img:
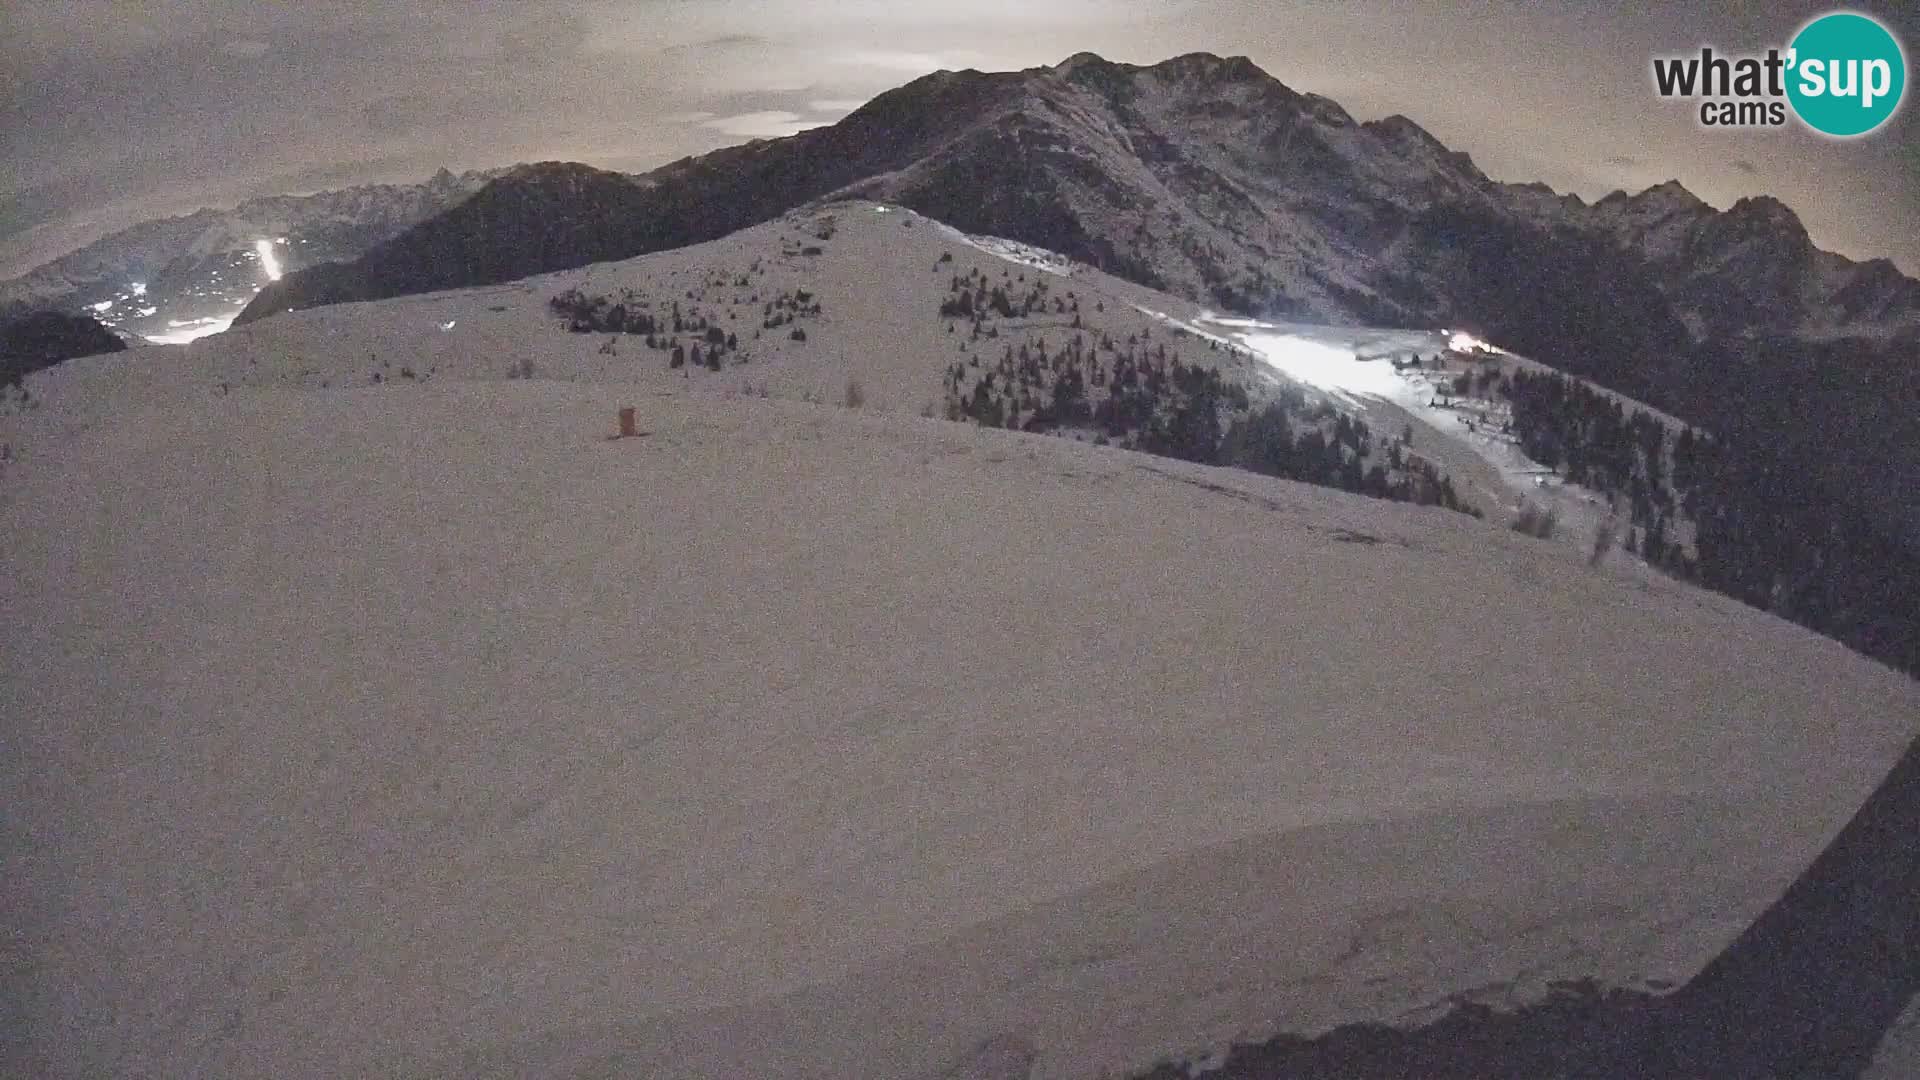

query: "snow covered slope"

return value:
[5, 378, 1916, 1079]
[0, 200, 1762, 618]
[6, 201, 1660, 535]
[4, 203, 1917, 1079]
[5, 203, 1266, 446]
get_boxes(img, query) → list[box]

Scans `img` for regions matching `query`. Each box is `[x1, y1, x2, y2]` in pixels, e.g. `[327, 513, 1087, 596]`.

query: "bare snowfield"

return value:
[4, 374, 1917, 1078]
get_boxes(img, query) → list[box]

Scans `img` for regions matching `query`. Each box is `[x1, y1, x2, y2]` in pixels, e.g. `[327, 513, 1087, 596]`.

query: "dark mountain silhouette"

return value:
[237, 68, 1033, 321]
[1, 310, 125, 386]
[237, 53, 1920, 342]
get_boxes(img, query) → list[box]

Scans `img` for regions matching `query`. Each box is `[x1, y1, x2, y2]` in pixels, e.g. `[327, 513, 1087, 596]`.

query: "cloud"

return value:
[220, 39, 271, 59]
[808, 98, 872, 114]
[665, 33, 769, 55]
[493, 14, 590, 65]
[358, 90, 496, 138]
[1603, 155, 1644, 167]
[361, 95, 437, 137]
[259, 155, 429, 194]
[700, 111, 830, 139]
[839, 50, 956, 74]
[1730, 159, 1759, 175]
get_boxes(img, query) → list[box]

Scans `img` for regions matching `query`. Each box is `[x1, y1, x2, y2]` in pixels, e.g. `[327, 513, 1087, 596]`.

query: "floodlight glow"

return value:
[145, 314, 235, 345]
[255, 239, 283, 282]
[1241, 333, 1405, 401]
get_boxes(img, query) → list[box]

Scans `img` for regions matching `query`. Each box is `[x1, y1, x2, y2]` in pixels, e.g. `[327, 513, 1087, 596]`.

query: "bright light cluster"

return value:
[1241, 333, 1405, 402]
[255, 239, 283, 282]
[144, 314, 236, 345]
[1447, 331, 1496, 354]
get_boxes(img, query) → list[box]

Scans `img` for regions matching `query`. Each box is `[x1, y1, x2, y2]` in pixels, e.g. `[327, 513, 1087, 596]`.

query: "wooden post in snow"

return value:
[618, 407, 637, 438]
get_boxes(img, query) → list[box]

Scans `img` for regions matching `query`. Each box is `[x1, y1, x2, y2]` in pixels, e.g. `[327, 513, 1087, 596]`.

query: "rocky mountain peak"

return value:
[1150, 51, 1270, 83]
[1367, 114, 1448, 152]
[1052, 51, 1113, 76]
[1636, 179, 1710, 211]
[1689, 195, 1814, 271]
[1724, 195, 1808, 237]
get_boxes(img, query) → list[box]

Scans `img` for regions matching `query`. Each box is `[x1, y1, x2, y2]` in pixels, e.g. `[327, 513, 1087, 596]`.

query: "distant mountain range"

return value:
[238, 53, 1920, 349]
[224, 52, 1919, 539]
[6, 52, 1915, 534]
[0, 168, 504, 341]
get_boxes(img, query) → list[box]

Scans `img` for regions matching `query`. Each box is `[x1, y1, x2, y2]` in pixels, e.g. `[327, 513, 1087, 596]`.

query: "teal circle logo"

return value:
[1787, 11, 1906, 137]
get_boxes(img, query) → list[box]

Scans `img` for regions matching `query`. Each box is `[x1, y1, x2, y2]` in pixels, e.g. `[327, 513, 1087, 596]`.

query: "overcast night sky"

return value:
[3, 1, 1916, 278]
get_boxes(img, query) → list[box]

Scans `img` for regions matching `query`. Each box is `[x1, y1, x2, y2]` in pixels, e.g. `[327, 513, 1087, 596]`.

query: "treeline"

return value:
[944, 329, 1480, 518]
[1683, 434, 1920, 677]
[1221, 387, 1480, 516]
[1502, 370, 1682, 565]
[1499, 367, 1920, 676]
[943, 331, 1237, 462]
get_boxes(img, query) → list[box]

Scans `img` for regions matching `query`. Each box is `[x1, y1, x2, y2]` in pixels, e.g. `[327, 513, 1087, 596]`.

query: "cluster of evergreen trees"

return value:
[549, 288, 660, 336]
[551, 283, 828, 374]
[1683, 435, 1920, 676]
[1500, 369, 1681, 564]
[1186, 237, 1299, 317]
[549, 289, 737, 371]
[941, 319, 1481, 518]
[1496, 367, 1920, 676]
[666, 323, 736, 373]
[938, 266, 1082, 324]
[942, 325, 1241, 456]
[1219, 391, 1480, 516]
[762, 289, 821, 330]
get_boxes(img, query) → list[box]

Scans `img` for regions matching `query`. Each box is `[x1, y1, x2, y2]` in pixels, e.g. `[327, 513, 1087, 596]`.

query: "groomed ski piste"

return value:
[4, 202, 1917, 1079]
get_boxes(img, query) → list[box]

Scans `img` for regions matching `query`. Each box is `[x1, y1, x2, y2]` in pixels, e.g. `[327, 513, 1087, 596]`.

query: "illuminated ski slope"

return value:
[1130, 307, 1671, 542]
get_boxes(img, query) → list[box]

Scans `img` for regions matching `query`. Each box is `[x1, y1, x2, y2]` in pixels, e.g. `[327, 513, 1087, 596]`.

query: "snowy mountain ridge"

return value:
[236, 53, 1920, 347]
